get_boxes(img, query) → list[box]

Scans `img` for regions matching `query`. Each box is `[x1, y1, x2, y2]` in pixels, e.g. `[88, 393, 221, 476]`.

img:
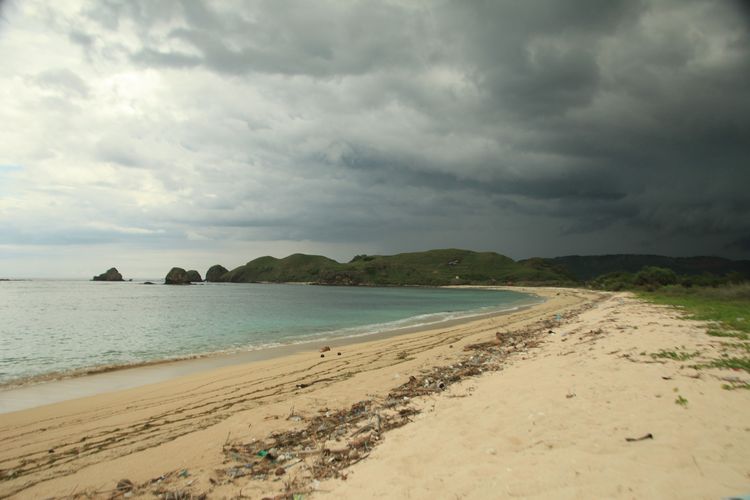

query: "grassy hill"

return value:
[218, 249, 572, 286]
[520, 255, 750, 281]
[209, 250, 749, 287]
[222, 254, 342, 283]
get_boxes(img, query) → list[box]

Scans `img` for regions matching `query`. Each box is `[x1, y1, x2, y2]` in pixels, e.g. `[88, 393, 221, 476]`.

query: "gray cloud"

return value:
[32, 68, 89, 97]
[0, 0, 748, 278]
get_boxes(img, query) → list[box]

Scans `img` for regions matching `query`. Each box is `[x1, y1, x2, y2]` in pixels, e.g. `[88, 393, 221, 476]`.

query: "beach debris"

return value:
[625, 433, 654, 442]
[163, 490, 202, 500]
[116, 479, 134, 492]
[337, 352, 342, 356]
[320, 346, 331, 353]
[320, 354, 325, 358]
[287, 407, 304, 422]
[178, 469, 189, 478]
[208, 305, 601, 497]
[566, 392, 576, 399]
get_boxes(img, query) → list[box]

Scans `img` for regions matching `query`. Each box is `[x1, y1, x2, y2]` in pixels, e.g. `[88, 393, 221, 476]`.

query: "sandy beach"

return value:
[1, 287, 748, 499]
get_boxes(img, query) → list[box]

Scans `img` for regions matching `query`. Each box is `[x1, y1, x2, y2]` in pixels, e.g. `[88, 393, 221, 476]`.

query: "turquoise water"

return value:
[0, 281, 538, 386]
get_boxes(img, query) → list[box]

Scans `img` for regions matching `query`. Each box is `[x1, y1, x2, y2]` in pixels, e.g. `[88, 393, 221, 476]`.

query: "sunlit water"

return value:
[0, 281, 538, 386]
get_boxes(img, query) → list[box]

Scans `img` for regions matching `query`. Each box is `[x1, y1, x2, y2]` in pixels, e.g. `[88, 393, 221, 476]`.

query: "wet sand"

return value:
[1, 287, 747, 499]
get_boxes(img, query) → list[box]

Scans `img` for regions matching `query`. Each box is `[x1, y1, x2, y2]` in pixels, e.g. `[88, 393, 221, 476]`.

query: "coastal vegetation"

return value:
[640, 284, 750, 379]
[203, 249, 748, 289]
[217, 249, 576, 286]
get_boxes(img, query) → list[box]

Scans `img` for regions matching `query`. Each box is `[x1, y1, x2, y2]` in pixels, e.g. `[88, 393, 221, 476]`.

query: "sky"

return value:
[0, 0, 748, 278]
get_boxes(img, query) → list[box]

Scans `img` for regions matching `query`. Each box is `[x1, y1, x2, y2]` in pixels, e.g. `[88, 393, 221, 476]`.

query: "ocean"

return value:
[0, 281, 538, 387]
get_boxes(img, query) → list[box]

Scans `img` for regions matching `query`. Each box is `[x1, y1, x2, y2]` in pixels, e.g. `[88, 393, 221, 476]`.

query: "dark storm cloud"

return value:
[42, 0, 750, 258]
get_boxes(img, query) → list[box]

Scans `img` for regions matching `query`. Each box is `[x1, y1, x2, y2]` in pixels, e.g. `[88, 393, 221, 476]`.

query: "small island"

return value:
[164, 267, 203, 284]
[205, 264, 229, 282]
[92, 268, 124, 282]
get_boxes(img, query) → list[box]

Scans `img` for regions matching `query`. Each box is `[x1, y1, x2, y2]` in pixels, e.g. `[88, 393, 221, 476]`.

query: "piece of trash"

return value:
[320, 354, 325, 358]
[337, 352, 342, 356]
[116, 479, 134, 492]
[625, 433, 654, 442]
[257, 450, 269, 457]
[548, 330, 554, 335]
[566, 392, 576, 399]
[661, 376, 672, 380]
[178, 469, 189, 478]
[436, 381, 446, 390]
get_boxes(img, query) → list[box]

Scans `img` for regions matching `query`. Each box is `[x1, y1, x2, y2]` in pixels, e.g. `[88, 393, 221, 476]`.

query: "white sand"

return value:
[1, 288, 748, 499]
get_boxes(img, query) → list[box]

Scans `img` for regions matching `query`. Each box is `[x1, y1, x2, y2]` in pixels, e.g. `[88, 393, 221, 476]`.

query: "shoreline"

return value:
[0, 286, 579, 498]
[3, 287, 745, 499]
[0, 287, 542, 411]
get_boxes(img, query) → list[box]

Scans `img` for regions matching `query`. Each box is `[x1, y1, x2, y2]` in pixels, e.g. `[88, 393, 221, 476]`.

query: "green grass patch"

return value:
[722, 342, 750, 353]
[651, 349, 700, 361]
[641, 284, 750, 379]
[706, 328, 748, 340]
[705, 357, 750, 373]
[722, 381, 750, 391]
[640, 284, 750, 335]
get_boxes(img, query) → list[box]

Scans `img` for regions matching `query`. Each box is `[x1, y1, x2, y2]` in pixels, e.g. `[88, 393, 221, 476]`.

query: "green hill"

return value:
[222, 254, 341, 283]
[219, 249, 571, 286]
[207, 250, 749, 287]
[519, 254, 750, 281]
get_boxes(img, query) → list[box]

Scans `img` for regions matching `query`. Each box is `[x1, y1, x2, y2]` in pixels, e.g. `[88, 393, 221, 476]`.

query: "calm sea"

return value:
[0, 281, 538, 386]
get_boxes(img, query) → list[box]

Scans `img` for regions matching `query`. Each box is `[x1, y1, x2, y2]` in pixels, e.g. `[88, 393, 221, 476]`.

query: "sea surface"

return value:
[0, 281, 538, 387]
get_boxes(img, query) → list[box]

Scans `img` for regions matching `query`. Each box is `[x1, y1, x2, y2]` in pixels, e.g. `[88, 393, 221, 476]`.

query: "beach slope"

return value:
[1, 288, 747, 499]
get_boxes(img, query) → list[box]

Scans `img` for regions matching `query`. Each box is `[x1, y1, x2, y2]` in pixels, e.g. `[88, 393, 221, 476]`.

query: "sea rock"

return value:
[93, 268, 124, 281]
[185, 269, 203, 282]
[205, 264, 229, 282]
[165, 267, 190, 285]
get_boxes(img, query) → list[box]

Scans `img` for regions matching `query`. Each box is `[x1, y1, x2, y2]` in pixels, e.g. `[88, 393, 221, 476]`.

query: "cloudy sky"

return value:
[0, 0, 748, 278]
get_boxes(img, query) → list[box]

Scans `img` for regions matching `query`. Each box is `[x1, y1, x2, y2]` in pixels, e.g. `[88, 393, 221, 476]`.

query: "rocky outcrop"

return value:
[93, 268, 124, 281]
[165, 267, 190, 285]
[185, 270, 203, 282]
[205, 264, 229, 282]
